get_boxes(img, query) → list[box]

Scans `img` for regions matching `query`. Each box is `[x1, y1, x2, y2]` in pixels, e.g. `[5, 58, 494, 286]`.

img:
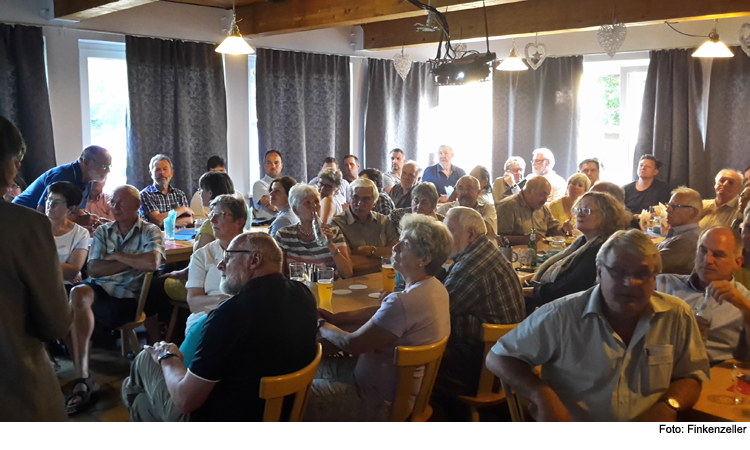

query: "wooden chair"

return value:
[259, 343, 323, 422]
[115, 272, 153, 359]
[164, 278, 189, 342]
[390, 335, 449, 422]
[457, 323, 518, 421]
[501, 378, 527, 422]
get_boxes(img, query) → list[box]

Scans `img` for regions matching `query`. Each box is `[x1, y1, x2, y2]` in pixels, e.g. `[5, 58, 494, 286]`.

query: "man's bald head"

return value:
[232, 233, 283, 272]
[522, 177, 551, 210]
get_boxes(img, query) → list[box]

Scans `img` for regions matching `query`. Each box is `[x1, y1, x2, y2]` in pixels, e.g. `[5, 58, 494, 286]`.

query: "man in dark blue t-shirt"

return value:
[122, 233, 318, 421]
[422, 145, 465, 203]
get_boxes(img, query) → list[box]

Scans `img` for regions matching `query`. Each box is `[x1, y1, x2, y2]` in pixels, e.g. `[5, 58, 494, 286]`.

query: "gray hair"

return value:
[567, 173, 591, 191]
[403, 160, 420, 173]
[699, 226, 743, 258]
[149, 154, 173, 172]
[411, 182, 439, 206]
[318, 167, 342, 187]
[288, 184, 319, 211]
[209, 194, 248, 223]
[113, 184, 140, 203]
[445, 206, 487, 236]
[715, 169, 743, 184]
[504, 156, 526, 172]
[575, 192, 630, 238]
[80, 145, 108, 162]
[400, 213, 453, 276]
[231, 233, 283, 272]
[349, 177, 379, 203]
[590, 181, 625, 205]
[532, 147, 555, 169]
[596, 229, 662, 275]
[671, 186, 703, 216]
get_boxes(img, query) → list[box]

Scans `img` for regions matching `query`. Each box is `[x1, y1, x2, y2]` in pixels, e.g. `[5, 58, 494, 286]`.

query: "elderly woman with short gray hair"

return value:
[274, 184, 353, 279]
[308, 213, 452, 421]
[389, 182, 445, 233]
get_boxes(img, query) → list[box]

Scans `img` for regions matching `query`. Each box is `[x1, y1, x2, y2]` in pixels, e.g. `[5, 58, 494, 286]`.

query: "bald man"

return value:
[496, 177, 563, 245]
[700, 169, 745, 230]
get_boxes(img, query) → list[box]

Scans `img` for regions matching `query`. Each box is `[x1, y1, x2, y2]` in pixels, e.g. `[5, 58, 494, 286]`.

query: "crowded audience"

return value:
[389, 181, 445, 233]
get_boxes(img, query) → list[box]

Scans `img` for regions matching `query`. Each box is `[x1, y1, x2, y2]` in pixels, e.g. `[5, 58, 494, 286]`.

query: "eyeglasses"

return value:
[351, 195, 374, 204]
[87, 158, 112, 171]
[318, 183, 336, 190]
[46, 198, 67, 207]
[667, 203, 695, 210]
[531, 159, 548, 165]
[572, 207, 597, 216]
[209, 211, 233, 220]
[601, 264, 655, 286]
[223, 249, 256, 262]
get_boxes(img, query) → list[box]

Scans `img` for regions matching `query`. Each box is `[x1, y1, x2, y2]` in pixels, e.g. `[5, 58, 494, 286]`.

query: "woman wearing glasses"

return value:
[274, 184, 353, 279]
[193, 171, 240, 251]
[317, 167, 344, 224]
[521, 191, 630, 314]
[45, 182, 90, 290]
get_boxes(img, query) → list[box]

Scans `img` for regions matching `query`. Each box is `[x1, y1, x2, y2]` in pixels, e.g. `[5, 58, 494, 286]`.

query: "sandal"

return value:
[66, 378, 98, 416]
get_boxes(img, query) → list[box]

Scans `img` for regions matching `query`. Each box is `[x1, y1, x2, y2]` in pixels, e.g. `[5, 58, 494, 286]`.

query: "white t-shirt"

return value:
[54, 223, 90, 285]
[185, 239, 225, 333]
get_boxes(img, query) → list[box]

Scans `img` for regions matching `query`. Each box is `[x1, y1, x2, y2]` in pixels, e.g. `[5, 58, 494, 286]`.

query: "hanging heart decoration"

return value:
[740, 23, 750, 57]
[597, 22, 627, 58]
[524, 42, 548, 70]
[393, 52, 412, 81]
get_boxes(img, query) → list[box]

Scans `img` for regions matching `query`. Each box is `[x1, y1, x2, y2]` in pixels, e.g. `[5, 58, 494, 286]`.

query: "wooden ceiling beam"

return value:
[235, 0, 525, 37]
[54, 0, 159, 21]
[361, 0, 750, 50]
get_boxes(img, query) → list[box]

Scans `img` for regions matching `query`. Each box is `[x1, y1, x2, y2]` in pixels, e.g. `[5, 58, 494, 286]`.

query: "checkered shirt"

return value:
[139, 184, 189, 219]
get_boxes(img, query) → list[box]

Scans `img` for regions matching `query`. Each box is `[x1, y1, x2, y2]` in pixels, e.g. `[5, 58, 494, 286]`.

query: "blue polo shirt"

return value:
[421, 163, 466, 196]
[12, 161, 92, 211]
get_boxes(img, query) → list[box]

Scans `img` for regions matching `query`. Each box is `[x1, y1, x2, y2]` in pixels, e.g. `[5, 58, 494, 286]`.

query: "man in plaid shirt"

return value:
[435, 206, 525, 399]
[139, 154, 193, 228]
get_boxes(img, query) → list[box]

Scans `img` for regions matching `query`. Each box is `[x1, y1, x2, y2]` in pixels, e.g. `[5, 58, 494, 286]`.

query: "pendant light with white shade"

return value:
[215, 0, 255, 55]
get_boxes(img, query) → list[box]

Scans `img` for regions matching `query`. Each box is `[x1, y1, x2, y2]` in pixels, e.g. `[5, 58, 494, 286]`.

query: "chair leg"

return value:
[120, 329, 129, 357]
[166, 305, 179, 342]
[470, 406, 479, 422]
[128, 330, 141, 357]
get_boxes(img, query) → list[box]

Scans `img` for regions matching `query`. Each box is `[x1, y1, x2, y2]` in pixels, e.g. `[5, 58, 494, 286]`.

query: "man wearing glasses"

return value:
[527, 148, 567, 202]
[656, 187, 703, 275]
[487, 229, 709, 421]
[492, 156, 526, 204]
[12, 145, 111, 227]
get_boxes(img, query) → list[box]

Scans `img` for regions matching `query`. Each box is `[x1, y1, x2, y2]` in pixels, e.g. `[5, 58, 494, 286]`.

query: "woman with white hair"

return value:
[274, 184, 353, 278]
[389, 182, 445, 233]
[316, 167, 343, 223]
[548, 173, 592, 235]
[307, 213, 452, 421]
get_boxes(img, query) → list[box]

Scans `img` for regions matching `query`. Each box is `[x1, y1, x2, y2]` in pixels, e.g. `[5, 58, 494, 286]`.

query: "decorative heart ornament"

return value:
[597, 23, 627, 58]
[524, 42, 548, 70]
[740, 23, 750, 57]
[393, 52, 412, 81]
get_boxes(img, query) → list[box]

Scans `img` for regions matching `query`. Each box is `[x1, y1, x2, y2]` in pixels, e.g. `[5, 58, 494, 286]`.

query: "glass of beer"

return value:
[381, 257, 396, 292]
[317, 267, 334, 311]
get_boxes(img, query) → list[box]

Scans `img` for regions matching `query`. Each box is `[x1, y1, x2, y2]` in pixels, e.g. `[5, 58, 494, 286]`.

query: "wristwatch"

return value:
[158, 351, 179, 364]
[661, 397, 681, 413]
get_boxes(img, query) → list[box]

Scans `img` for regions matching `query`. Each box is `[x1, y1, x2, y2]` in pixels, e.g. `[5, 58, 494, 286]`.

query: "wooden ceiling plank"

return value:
[54, 0, 160, 21]
[362, 0, 750, 49]
[235, 0, 525, 37]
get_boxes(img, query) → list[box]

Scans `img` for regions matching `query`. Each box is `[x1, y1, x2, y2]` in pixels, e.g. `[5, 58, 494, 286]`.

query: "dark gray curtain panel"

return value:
[364, 58, 438, 171]
[492, 56, 583, 181]
[125, 36, 227, 194]
[256, 48, 350, 183]
[633, 50, 707, 197]
[0, 24, 56, 182]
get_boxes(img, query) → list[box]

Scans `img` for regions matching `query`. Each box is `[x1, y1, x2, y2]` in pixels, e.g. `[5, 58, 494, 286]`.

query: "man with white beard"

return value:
[121, 233, 318, 421]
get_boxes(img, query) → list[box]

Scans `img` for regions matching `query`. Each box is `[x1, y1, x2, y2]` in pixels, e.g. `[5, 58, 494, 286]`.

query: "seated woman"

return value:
[306, 214, 452, 421]
[193, 171, 239, 251]
[522, 191, 629, 313]
[46, 181, 89, 290]
[3, 175, 26, 202]
[548, 173, 591, 235]
[316, 168, 343, 224]
[470, 165, 494, 205]
[389, 182, 445, 233]
[268, 176, 298, 237]
[274, 184, 353, 279]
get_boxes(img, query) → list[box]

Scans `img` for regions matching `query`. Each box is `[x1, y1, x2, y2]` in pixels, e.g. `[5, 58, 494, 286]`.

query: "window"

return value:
[578, 54, 649, 185]
[79, 40, 128, 192]
[248, 55, 260, 185]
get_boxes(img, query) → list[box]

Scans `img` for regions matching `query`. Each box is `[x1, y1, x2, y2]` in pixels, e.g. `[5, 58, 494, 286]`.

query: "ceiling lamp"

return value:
[497, 40, 528, 71]
[665, 20, 733, 58]
[216, 0, 254, 55]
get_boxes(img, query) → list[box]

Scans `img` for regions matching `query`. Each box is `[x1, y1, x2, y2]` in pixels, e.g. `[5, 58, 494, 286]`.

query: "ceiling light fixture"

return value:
[665, 19, 733, 58]
[216, 0, 255, 55]
[497, 40, 528, 71]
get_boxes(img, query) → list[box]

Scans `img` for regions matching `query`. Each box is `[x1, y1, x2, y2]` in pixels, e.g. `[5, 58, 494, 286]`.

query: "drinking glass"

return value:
[381, 257, 396, 292]
[317, 267, 335, 311]
[289, 263, 306, 282]
[731, 363, 749, 405]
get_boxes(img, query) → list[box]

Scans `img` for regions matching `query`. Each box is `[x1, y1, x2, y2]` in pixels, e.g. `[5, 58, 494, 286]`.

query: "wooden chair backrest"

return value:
[390, 335, 449, 421]
[475, 323, 518, 397]
[135, 272, 154, 321]
[259, 343, 323, 422]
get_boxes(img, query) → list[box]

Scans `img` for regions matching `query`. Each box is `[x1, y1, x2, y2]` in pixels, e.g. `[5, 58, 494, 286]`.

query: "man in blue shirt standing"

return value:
[12, 145, 111, 227]
[422, 145, 465, 203]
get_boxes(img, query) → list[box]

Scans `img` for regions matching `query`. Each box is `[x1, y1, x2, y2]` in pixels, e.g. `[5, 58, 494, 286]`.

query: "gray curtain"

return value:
[492, 56, 583, 181]
[256, 48, 350, 183]
[364, 58, 438, 170]
[633, 49, 707, 196]
[0, 24, 56, 182]
[125, 36, 227, 194]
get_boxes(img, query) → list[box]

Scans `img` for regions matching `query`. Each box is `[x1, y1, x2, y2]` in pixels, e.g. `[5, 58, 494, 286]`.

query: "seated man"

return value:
[309, 157, 350, 206]
[122, 233, 318, 421]
[65, 185, 164, 415]
[700, 169, 744, 230]
[422, 145, 465, 203]
[389, 160, 420, 209]
[435, 207, 524, 398]
[252, 150, 283, 225]
[359, 168, 395, 216]
[578, 158, 602, 185]
[190, 155, 227, 220]
[527, 148, 567, 202]
[657, 187, 702, 274]
[487, 229, 710, 421]
[655, 227, 750, 363]
[331, 178, 398, 275]
[492, 156, 526, 204]
[496, 176, 563, 245]
[382, 148, 405, 193]
[341, 155, 361, 184]
[437, 175, 497, 234]
[139, 154, 193, 228]
[622, 155, 671, 216]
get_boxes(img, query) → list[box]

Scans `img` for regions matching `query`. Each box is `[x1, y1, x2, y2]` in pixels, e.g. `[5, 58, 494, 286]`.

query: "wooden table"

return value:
[310, 272, 385, 312]
[165, 239, 194, 263]
[688, 360, 750, 422]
